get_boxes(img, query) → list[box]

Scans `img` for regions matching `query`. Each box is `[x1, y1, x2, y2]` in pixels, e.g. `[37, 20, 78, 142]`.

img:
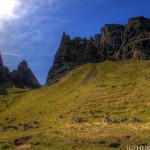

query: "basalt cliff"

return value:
[46, 16, 150, 84]
[0, 54, 41, 89]
[0, 54, 10, 84]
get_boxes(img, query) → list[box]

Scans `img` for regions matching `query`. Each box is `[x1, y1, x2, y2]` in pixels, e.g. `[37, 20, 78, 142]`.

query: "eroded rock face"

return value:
[46, 32, 103, 84]
[46, 16, 150, 85]
[100, 24, 125, 60]
[116, 16, 150, 60]
[0, 54, 41, 89]
[10, 60, 41, 88]
[0, 53, 10, 83]
[0, 53, 3, 67]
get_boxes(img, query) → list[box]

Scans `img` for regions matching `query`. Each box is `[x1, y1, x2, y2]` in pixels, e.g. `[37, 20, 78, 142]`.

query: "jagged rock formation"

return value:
[10, 60, 41, 88]
[46, 16, 150, 85]
[0, 53, 3, 67]
[46, 32, 103, 84]
[0, 53, 10, 83]
[116, 16, 150, 60]
[0, 53, 41, 88]
[100, 24, 125, 60]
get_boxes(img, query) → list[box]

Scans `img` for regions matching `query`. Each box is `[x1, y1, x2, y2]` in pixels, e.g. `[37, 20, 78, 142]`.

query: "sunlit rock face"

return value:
[46, 16, 150, 85]
[10, 60, 41, 89]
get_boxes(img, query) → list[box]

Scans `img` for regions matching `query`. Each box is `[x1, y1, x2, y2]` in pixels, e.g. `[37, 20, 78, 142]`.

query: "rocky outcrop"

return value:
[10, 60, 41, 88]
[46, 32, 103, 84]
[47, 16, 150, 85]
[100, 24, 125, 60]
[116, 16, 150, 60]
[0, 53, 3, 67]
[0, 53, 41, 89]
[0, 53, 10, 83]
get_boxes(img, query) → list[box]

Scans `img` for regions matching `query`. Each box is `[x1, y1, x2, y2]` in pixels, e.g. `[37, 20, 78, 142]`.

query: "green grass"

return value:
[0, 60, 150, 150]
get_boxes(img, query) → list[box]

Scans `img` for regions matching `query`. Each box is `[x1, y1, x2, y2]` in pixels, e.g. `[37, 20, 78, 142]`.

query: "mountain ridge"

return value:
[0, 54, 41, 89]
[46, 16, 150, 84]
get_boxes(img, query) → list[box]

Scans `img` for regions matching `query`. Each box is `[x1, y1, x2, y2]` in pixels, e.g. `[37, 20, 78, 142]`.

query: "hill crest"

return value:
[46, 16, 150, 84]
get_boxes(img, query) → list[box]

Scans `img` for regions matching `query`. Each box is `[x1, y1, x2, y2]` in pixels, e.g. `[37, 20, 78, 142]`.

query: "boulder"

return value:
[130, 118, 141, 123]
[14, 136, 32, 145]
[73, 117, 82, 122]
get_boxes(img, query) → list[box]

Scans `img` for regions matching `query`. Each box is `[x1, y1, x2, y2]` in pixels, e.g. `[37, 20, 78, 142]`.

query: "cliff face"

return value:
[46, 16, 150, 85]
[100, 24, 125, 60]
[116, 16, 150, 60]
[0, 53, 10, 83]
[10, 60, 41, 88]
[46, 32, 103, 84]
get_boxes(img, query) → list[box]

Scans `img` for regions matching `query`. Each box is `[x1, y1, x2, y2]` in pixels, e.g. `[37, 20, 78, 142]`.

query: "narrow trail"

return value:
[82, 64, 97, 84]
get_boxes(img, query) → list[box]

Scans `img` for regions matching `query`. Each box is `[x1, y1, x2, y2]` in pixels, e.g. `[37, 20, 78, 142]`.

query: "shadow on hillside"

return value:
[0, 88, 7, 95]
[0, 83, 8, 95]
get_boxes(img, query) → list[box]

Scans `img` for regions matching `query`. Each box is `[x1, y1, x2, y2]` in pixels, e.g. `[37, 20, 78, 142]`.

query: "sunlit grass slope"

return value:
[0, 60, 150, 150]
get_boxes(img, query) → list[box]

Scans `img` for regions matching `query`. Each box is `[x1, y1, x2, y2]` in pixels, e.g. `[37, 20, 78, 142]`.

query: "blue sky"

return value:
[0, 0, 150, 85]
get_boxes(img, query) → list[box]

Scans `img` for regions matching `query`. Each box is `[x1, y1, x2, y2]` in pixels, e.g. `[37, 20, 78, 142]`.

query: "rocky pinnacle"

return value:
[0, 53, 3, 67]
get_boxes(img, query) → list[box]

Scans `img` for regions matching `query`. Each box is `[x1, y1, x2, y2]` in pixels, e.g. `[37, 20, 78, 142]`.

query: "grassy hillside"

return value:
[0, 60, 150, 150]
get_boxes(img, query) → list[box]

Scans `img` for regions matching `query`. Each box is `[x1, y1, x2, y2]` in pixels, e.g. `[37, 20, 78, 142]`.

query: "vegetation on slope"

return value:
[0, 60, 150, 150]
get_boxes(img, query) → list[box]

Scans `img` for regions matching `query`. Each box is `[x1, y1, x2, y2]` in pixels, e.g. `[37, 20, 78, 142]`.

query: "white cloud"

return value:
[0, 0, 20, 19]
[0, 0, 21, 30]
[0, 0, 61, 30]
[2, 52, 22, 57]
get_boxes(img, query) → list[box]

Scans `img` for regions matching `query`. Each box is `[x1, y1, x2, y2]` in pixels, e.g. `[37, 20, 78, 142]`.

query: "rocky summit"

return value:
[46, 32, 102, 84]
[0, 54, 41, 89]
[46, 16, 150, 84]
[10, 60, 41, 89]
[116, 16, 150, 60]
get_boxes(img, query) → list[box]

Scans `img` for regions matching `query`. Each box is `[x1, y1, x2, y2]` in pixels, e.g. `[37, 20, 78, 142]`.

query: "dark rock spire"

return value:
[10, 60, 41, 89]
[0, 53, 10, 83]
[0, 53, 3, 67]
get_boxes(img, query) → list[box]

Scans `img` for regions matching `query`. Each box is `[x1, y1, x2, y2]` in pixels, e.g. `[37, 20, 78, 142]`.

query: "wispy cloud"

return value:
[1, 0, 106, 84]
[0, 0, 20, 30]
[0, 0, 69, 77]
[2, 52, 22, 58]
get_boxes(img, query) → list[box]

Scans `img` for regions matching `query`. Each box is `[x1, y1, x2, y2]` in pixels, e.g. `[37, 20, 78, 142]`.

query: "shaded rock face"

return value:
[46, 16, 150, 84]
[54, 32, 102, 64]
[100, 24, 125, 60]
[0, 53, 3, 67]
[116, 16, 150, 60]
[46, 32, 103, 84]
[10, 60, 41, 88]
[0, 54, 41, 89]
[0, 53, 10, 83]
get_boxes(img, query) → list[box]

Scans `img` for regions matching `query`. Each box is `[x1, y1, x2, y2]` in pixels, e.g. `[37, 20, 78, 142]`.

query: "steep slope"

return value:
[46, 16, 150, 84]
[0, 60, 149, 149]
